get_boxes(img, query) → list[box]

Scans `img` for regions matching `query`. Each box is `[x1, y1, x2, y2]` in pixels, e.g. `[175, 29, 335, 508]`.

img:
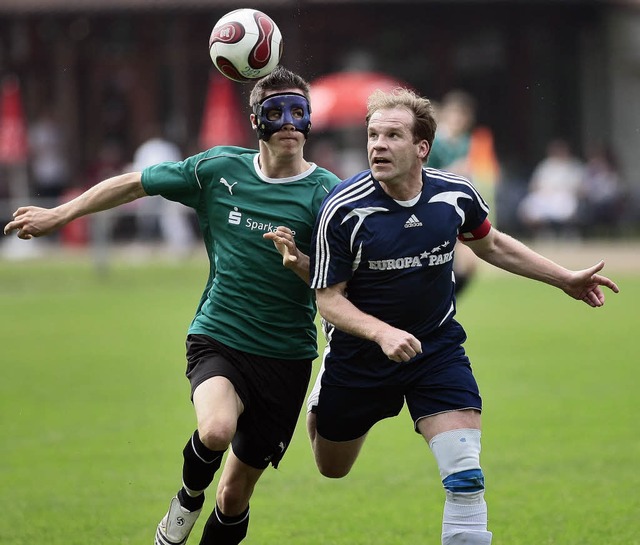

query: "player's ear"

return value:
[250, 113, 258, 130]
[418, 140, 429, 160]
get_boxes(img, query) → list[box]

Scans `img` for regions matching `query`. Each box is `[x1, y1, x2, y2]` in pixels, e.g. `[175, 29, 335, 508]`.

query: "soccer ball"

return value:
[209, 9, 283, 83]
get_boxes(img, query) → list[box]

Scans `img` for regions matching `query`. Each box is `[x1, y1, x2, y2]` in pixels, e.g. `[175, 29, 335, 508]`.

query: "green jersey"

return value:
[427, 133, 471, 170]
[141, 145, 340, 360]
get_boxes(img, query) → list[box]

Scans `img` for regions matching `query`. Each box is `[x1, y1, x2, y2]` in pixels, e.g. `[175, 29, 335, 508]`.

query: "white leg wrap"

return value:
[429, 428, 482, 481]
[429, 429, 492, 545]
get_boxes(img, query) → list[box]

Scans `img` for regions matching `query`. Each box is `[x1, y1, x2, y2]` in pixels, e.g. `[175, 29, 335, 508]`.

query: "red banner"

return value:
[0, 75, 28, 164]
[199, 72, 250, 150]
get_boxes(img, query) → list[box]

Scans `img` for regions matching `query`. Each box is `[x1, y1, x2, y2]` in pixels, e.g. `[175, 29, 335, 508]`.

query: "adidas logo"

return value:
[404, 214, 422, 228]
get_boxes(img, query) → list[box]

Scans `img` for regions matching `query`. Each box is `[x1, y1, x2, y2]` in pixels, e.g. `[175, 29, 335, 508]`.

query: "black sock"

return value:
[198, 504, 250, 545]
[182, 430, 225, 493]
[178, 487, 205, 512]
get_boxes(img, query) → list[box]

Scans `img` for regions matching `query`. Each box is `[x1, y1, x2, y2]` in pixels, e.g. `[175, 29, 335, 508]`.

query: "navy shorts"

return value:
[186, 334, 312, 469]
[314, 326, 482, 442]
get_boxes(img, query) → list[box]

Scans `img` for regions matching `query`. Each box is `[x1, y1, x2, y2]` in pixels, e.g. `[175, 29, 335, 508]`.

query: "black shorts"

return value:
[186, 334, 312, 470]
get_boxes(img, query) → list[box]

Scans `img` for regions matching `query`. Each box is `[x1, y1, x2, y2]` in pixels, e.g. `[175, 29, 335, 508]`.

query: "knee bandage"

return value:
[429, 428, 484, 495]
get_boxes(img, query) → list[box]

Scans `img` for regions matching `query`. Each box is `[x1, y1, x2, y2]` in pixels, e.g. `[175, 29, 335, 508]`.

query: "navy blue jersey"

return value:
[310, 167, 489, 369]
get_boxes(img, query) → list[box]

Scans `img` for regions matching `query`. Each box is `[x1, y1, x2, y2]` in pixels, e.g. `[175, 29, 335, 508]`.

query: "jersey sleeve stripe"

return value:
[423, 167, 490, 214]
[312, 175, 376, 288]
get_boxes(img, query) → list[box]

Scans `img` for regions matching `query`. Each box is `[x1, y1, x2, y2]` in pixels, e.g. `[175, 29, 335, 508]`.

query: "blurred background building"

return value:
[0, 0, 639, 244]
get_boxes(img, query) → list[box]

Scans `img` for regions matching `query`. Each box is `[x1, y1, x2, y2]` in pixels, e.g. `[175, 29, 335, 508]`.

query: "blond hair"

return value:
[366, 88, 437, 147]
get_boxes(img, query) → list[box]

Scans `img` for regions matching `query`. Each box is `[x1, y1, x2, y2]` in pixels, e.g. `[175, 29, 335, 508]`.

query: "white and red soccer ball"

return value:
[209, 9, 283, 83]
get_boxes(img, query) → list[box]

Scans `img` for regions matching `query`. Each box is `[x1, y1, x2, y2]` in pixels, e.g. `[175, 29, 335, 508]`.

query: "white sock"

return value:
[442, 497, 492, 545]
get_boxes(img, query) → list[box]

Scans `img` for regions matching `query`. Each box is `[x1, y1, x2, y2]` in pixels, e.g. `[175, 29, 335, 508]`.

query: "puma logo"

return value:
[220, 177, 238, 195]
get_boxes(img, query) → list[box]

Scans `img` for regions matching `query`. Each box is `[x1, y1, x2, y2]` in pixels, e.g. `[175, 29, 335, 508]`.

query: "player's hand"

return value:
[378, 326, 423, 363]
[3, 206, 62, 239]
[263, 226, 299, 268]
[562, 260, 620, 307]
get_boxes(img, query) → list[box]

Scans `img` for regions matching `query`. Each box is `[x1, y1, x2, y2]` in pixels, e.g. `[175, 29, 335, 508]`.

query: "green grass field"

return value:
[1, 254, 638, 545]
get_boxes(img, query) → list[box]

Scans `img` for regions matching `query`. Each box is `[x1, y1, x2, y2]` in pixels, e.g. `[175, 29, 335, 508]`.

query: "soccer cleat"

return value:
[155, 496, 202, 545]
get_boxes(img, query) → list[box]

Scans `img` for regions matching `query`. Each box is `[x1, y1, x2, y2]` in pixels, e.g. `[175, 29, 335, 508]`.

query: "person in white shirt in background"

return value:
[133, 125, 196, 257]
[518, 138, 585, 240]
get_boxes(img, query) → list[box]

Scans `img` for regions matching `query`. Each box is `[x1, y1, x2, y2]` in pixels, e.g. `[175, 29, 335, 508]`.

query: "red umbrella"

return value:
[199, 72, 250, 149]
[0, 75, 28, 165]
[310, 71, 413, 131]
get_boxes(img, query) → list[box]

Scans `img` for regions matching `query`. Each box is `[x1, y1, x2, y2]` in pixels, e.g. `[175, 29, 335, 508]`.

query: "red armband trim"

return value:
[458, 218, 492, 241]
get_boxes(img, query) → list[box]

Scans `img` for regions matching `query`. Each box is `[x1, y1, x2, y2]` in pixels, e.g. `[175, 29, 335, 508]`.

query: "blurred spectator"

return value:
[428, 91, 476, 174]
[132, 125, 196, 257]
[578, 143, 625, 237]
[28, 109, 70, 203]
[518, 138, 585, 239]
[427, 90, 500, 191]
[426, 90, 500, 296]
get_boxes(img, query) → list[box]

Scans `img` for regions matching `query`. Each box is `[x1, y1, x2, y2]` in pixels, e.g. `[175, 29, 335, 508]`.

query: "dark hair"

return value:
[249, 66, 311, 108]
[366, 87, 437, 148]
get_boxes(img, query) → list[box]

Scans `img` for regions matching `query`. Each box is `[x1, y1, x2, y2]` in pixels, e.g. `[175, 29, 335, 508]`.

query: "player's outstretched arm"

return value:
[263, 225, 310, 284]
[3, 172, 147, 240]
[466, 228, 620, 307]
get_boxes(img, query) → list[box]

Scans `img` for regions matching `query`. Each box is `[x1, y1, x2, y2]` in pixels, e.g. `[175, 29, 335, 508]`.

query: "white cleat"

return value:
[155, 496, 202, 545]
